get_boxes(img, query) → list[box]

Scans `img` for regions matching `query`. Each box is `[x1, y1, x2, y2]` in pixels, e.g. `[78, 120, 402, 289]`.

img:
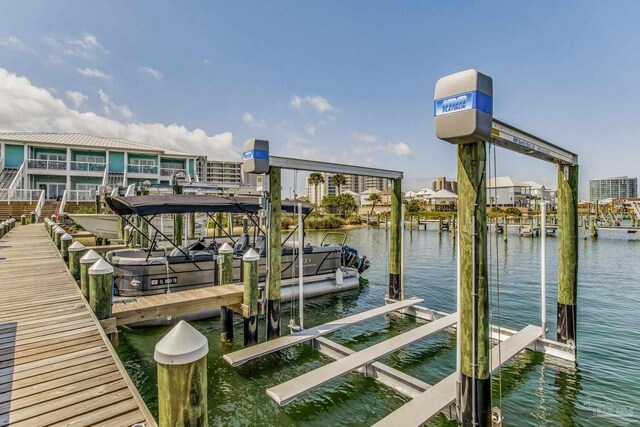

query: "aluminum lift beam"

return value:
[269, 156, 403, 180]
[490, 119, 578, 166]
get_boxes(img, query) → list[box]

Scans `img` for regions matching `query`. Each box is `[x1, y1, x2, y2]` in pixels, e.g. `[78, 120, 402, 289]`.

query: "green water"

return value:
[115, 227, 640, 426]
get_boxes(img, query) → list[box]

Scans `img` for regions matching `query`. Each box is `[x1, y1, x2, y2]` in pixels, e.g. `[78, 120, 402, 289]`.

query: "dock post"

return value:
[117, 216, 125, 240]
[88, 258, 114, 320]
[60, 233, 73, 262]
[218, 242, 234, 343]
[457, 141, 490, 425]
[68, 241, 86, 281]
[388, 178, 402, 300]
[95, 193, 101, 214]
[557, 164, 579, 357]
[243, 248, 260, 347]
[141, 216, 149, 249]
[21, 214, 26, 225]
[30, 211, 36, 224]
[188, 213, 195, 238]
[242, 215, 249, 233]
[503, 215, 508, 242]
[173, 184, 184, 246]
[124, 224, 132, 248]
[582, 216, 587, 240]
[267, 167, 282, 339]
[227, 212, 233, 236]
[80, 250, 101, 300]
[590, 216, 597, 239]
[154, 321, 208, 427]
[439, 216, 443, 234]
[54, 226, 64, 249]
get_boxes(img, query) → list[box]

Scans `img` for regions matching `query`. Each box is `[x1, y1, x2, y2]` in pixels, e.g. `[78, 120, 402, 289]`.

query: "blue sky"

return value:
[1, 1, 639, 197]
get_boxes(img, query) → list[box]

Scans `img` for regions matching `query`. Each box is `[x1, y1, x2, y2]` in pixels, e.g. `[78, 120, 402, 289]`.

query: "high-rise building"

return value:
[363, 176, 390, 192]
[305, 173, 336, 205]
[432, 176, 458, 194]
[589, 176, 638, 202]
[204, 160, 243, 186]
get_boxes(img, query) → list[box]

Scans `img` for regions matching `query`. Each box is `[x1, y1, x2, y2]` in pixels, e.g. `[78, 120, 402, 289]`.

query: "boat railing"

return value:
[70, 161, 107, 172]
[320, 231, 347, 247]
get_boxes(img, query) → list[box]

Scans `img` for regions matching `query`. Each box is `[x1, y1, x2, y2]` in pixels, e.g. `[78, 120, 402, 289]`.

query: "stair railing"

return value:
[102, 165, 109, 186]
[35, 189, 45, 220]
[7, 161, 26, 203]
[58, 190, 68, 216]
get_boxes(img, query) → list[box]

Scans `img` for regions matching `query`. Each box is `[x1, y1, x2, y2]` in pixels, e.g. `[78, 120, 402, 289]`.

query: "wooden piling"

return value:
[154, 321, 208, 427]
[95, 194, 102, 214]
[243, 248, 260, 347]
[54, 227, 64, 249]
[388, 179, 402, 300]
[457, 141, 490, 425]
[242, 215, 249, 233]
[503, 215, 508, 242]
[590, 216, 597, 239]
[60, 233, 72, 262]
[189, 213, 196, 238]
[173, 184, 184, 246]
[30, 211, 36, 224]
[89, 258, 113, 320]
[267, 167, 282, 339]
[117, 216, 125, 240]
[557, 164, 578, 355]
[219, 242, 234, 343]
[227, 212, 233, 236]
[141, 217, 149, 249]
[79, 249, 101, 300]
[68, 241, 86, 281]
[21, 214, 26, 225]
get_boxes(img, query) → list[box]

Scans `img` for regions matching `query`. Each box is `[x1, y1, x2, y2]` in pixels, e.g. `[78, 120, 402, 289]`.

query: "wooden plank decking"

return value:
[112, 284, 244, 326]
[0, 224, 156, 427]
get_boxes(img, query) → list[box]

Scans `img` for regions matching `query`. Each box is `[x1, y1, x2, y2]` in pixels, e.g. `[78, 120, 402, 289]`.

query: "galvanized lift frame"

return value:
[225, 120, 578, 426]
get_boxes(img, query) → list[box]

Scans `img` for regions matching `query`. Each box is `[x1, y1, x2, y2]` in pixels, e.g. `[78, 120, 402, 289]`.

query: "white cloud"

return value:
[290, 95, 333, 114]
[385, 142, 413, 157]
[62, 33, 108, 58]
[98, 89, 133, 120]
[242, 112, 266, 128]
[0, 36, 27, 51]
[350, 131, 377, 143]
[76, 67, 113, 80]
[65, 90, 88, 108]
[0, 68, 238, 160]
[203, 59, 211, 65]
[304, 123, 316, 135]
[139, 66, 163, 80]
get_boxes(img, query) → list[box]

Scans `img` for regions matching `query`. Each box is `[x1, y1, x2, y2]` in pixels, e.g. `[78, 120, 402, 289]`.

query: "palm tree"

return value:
[332, 173, 347, 196]
[368, 193, 383, 215]
[308, 173, 325, 208]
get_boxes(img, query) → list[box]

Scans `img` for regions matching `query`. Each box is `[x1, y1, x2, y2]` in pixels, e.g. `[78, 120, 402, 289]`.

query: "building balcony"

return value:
[160, 167, 187, 177]
[127, 164, 158, 174]
[70, 161, 107, 173]
[26, 159, 67, 172]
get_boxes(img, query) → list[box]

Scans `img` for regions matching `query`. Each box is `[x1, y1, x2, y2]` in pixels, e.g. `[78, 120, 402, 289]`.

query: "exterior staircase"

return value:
[0, 168, 18, 189]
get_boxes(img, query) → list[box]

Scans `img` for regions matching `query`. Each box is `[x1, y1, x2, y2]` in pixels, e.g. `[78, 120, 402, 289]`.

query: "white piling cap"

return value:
[68, 241, 86, 252]
[89, 257, 114, 275]
[61, 233, 73, 241]
[55, 227, 65, 234]
[243, 247, 260, 261]
[218, 242, 233, 254]
[154, 320, 208, 365]
[80, 249, 102, 264]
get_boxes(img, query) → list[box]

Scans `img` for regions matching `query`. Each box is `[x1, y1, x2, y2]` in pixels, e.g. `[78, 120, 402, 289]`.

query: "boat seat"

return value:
[190, 251, 215, 261]
[257, 235, 267, 256]
[234, 233, 250, 254]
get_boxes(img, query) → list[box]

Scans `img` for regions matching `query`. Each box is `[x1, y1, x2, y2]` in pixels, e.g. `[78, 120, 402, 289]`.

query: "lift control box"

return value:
[243, 138, 270, 174]
[434, 69, 493, 144]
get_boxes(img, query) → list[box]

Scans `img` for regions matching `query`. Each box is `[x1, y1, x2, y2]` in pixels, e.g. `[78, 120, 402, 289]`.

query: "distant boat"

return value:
[68, 213, 119, 240]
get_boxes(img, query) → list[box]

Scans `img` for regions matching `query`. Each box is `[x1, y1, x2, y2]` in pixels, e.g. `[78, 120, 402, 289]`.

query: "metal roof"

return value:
[0, 132, 194, 157]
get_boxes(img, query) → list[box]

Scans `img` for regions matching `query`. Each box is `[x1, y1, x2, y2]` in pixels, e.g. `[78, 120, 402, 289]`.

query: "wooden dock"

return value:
[112, 284, 244, 326]
[0, 224, 156, 426]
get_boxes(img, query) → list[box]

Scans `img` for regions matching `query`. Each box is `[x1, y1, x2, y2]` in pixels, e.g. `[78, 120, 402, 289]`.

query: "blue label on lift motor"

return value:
[243, 149, 269, 161]
[434, 90, 492, 117]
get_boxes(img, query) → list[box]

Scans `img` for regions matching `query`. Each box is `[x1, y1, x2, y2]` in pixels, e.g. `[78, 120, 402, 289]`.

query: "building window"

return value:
[76, 155, 105, 163]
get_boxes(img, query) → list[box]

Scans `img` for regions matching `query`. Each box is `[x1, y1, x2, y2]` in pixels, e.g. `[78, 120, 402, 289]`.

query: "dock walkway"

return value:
[0, 224, 155, 426]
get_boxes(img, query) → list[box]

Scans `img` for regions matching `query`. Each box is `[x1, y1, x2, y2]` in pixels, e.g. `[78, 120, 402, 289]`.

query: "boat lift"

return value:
[224, 70, 579, 426]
